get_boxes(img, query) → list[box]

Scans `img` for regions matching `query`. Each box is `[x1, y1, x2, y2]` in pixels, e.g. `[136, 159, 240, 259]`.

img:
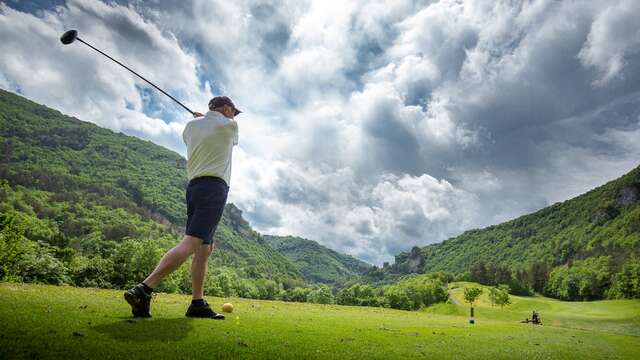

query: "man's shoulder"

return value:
[185, 116, 207, 128]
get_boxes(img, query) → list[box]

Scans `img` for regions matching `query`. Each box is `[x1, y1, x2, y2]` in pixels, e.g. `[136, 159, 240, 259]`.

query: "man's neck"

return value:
[209, 110, 230, 119]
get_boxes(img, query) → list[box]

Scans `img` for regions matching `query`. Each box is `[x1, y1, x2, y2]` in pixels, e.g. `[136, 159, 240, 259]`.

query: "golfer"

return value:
[124, 96, 241, 319]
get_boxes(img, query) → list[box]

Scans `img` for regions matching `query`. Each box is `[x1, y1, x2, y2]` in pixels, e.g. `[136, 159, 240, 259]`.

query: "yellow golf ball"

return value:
[222, 303, 234, 313]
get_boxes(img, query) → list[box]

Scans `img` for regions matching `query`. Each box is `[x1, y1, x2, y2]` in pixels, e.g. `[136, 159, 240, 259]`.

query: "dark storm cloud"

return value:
[397, 209, 424, 238]
[341, 1, 640, 181]
[360, 98, 425, 176]
[244, 203, 283, 229]
[355, 220, 373, 236]
[272, 168, 330, 207]
[73, 1, 154, 45]
[249, 2, 292, 67]
[448, 11, 640, 172]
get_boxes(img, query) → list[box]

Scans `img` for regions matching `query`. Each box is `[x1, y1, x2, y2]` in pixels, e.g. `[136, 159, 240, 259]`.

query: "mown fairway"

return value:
[1, 282, 638, 359]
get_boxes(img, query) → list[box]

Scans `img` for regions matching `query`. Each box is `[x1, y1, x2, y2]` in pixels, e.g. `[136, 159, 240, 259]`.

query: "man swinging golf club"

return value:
[124, 96, 241, 319]
[59, 29, 241, 319]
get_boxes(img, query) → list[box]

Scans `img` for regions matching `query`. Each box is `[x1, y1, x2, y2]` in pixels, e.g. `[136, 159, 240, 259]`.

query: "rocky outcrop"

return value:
[393, 246, 425, 274]
[616, 184, 640, 207]
[222, 203, 253, 236]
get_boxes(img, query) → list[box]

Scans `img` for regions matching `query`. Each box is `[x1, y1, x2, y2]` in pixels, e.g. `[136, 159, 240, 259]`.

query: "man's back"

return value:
[183, 110, 238, 185]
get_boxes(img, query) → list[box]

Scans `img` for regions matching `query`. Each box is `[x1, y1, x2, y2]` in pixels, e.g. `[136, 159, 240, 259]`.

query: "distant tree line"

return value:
[467, 262, 541, 296]
[336, 272, 449, 310]
[465, 258, 640, 301]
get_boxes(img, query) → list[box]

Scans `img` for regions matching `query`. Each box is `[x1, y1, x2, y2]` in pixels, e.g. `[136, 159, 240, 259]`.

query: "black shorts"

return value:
[185, 176, 229, 244]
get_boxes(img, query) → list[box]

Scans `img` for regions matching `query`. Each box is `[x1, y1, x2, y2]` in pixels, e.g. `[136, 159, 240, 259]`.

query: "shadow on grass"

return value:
[92, 317, 194, 342]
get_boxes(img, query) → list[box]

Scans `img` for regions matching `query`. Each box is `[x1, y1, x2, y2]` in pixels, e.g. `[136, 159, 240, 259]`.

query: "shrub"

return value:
[337, 283, 382, 307]
[154, 262, 191, 294]
[488, 285, 511, 308]
[69, 255, 114, 288]
[307, 284, 334, 304]
[109, 239, 163, 288]
[255, 279, 279, 300]
[281, 287, 311, 302]
[608, 257, 640, 299]
[382, 274, 448, 310]
[206, 267, 241, 297]
[0, 211, 70, 285]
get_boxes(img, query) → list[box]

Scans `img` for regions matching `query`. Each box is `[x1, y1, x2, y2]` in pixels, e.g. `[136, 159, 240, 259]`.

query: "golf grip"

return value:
[76, 37, 195, 115]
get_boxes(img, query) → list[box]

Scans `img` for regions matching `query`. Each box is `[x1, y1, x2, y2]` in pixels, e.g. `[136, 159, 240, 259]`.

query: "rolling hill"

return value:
[393, 165, 640, 273]
[263, 235, 372, 285]
[379, 162, 640, 299]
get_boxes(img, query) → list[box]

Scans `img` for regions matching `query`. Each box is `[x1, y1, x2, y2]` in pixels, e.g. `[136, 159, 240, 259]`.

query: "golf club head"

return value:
[60, 30, 78, 45]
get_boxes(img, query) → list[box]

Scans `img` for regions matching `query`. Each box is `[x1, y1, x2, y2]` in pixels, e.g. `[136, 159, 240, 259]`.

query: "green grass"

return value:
[1, 282, 639, 359]
[448, 282, 640, 336]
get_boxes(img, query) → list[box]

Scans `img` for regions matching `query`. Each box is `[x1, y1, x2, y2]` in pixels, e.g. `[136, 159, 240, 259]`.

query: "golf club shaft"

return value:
[76, 37, 194, 115]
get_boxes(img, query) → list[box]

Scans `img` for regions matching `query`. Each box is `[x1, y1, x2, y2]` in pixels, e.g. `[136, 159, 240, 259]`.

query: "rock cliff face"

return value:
[222, 203, 253, 236]
[393, 246, 425, 274]
[616, 184, 640, 207]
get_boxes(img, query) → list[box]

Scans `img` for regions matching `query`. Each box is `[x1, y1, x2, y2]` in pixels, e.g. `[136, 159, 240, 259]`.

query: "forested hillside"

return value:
[0, 89, 305, 297]
[263, 235, 372, 285]
[378, 164, 640, 300]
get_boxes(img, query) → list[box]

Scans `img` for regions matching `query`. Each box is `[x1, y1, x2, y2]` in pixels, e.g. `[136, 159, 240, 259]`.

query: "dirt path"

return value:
[448, 288, 463, 306]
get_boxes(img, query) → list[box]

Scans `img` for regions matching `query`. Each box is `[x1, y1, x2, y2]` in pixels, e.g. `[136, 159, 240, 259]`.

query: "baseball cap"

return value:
[209, 96, 242, 116]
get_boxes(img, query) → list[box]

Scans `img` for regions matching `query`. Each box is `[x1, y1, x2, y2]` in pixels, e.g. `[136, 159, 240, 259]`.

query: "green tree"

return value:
[488, 285, 511, 308]
[337, 283, 381, 307]
[381, 274, 448, 310]
[282, 287, 311, 302]
[69, 255, 113, 288]
[110, 239, 163, 289]
[0, 210, 70, 285]
[206, 267, 241, 297]
[608, 257, 640, 299]
[545, 257, 611, 301]
[383, 285, 414, 310]
[464, 287, 483, 318]
[255, 279, 279, 300]
[307, 284, 334, 304]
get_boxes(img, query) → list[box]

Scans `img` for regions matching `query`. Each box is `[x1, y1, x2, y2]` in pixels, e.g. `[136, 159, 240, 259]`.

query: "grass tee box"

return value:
[1, 282, 639, 360]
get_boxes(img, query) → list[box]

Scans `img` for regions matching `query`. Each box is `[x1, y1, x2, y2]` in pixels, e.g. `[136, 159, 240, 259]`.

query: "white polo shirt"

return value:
[182, 110, 238, 185]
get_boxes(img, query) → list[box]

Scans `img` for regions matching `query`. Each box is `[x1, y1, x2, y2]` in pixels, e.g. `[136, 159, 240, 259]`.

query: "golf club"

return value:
[60, 29, 195, 115]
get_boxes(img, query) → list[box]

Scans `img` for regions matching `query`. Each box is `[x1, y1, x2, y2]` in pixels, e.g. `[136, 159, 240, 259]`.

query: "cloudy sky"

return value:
[1, 0, 639, 265]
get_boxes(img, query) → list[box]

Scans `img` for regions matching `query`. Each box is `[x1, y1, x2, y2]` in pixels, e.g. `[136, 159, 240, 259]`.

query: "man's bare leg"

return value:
[191, 244, 213, 300]
[185, 243, 224, 319]
[143, 235, 202, 288]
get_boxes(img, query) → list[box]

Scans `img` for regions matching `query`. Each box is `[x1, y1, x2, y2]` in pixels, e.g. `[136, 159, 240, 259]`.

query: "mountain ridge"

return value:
[263, 234, 372, 285]
[377, 163, 640, 294]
